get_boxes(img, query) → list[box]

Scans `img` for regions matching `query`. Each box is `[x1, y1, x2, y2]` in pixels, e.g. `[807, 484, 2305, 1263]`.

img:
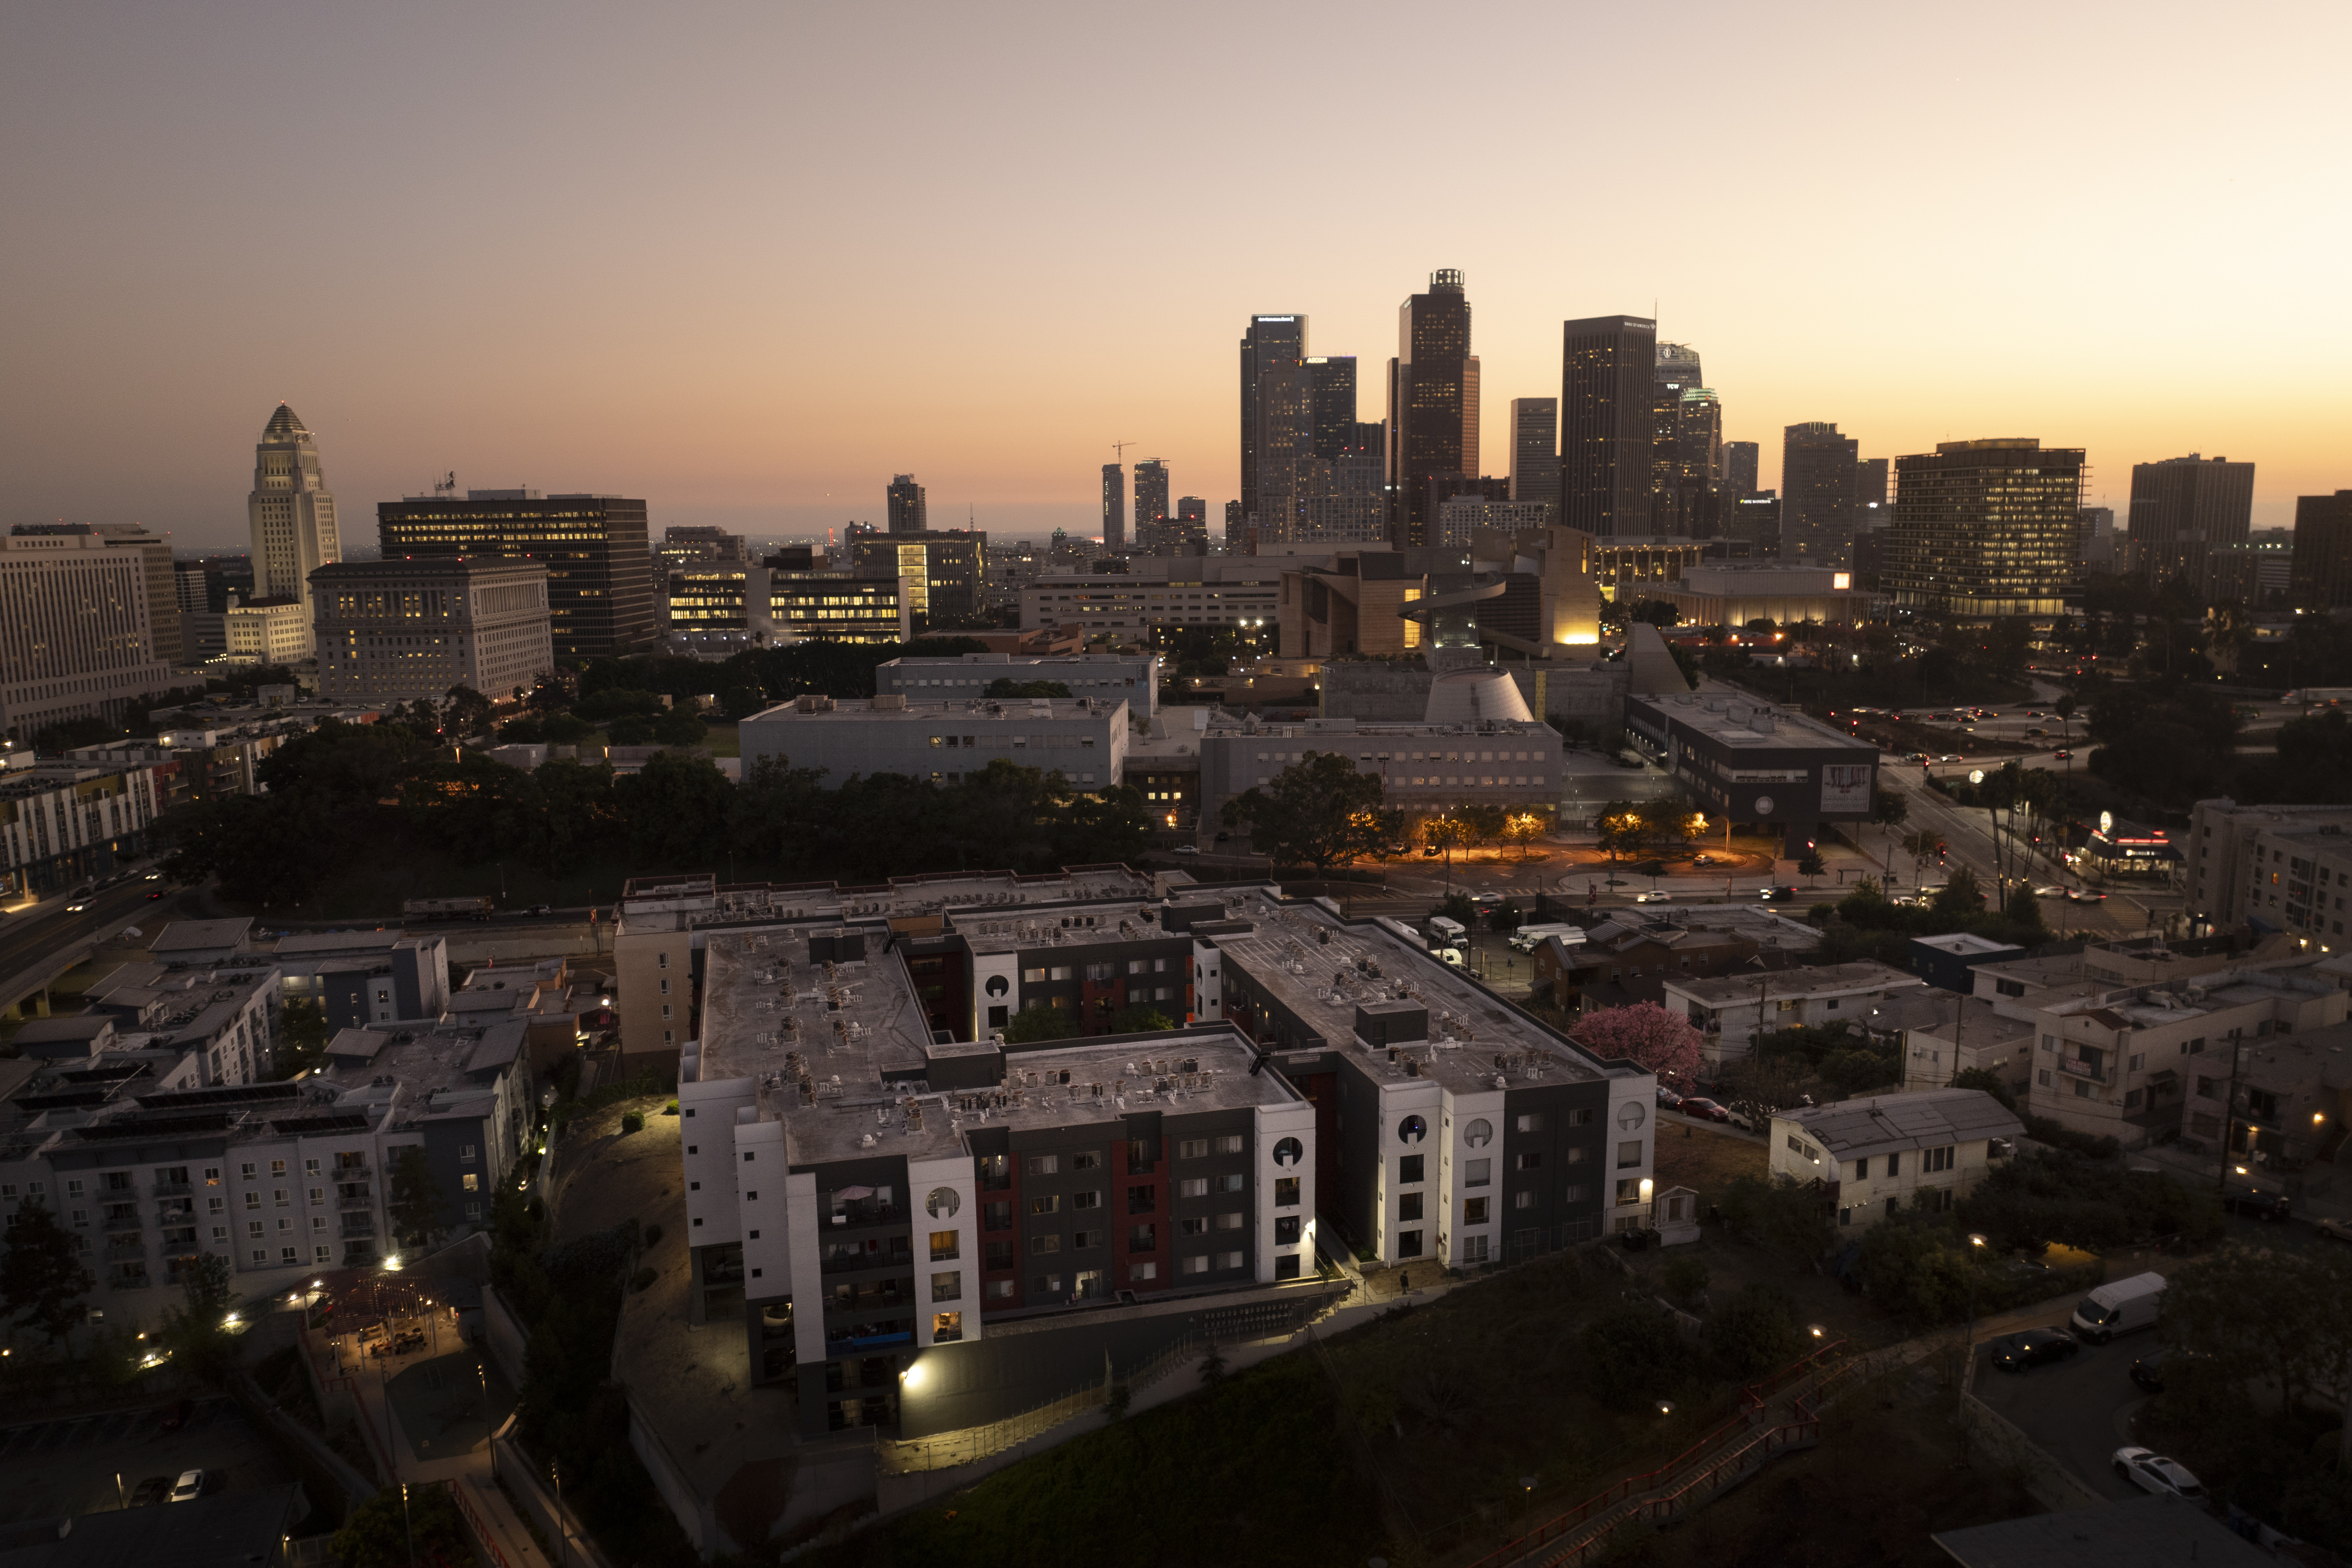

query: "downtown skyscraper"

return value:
[1781, 422, 1860, 565]
[1100, 463, 1125, 549]
[886, 474, 927, 534]
[2127, 454, 2255, 590]
[1559, 314, 1655, 538]
[1650, 343, 1718, 536]
[1307, 357, 1358, 460]
[1884, 439, 2085, 617]
[1133, 459, 1170, 545]
[1509, 398, 1559, 514]
[1239, 314, 1310, 540]
[1387, 270, 1477, 549]
[247, 403, 343, 649]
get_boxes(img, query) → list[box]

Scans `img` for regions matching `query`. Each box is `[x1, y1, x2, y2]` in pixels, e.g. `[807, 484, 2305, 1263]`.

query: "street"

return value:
[1971, 1321, 2156, 1502]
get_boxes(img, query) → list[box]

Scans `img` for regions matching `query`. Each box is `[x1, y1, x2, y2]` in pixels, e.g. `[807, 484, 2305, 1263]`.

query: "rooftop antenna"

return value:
[433, 471, 457, 498]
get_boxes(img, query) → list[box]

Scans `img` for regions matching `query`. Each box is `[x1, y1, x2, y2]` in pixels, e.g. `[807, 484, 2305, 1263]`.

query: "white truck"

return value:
[1509, 923, 1589, 953]
[1428, 915, 1467, 948]
[2069, 1271, 2166, 1344]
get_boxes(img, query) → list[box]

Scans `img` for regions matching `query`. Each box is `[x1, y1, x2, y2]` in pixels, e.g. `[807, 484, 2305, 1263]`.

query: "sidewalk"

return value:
[341, 1343, 555, 1568]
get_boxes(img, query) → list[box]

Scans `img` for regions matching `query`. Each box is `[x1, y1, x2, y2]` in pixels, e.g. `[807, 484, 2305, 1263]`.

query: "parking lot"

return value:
[0, 1395, 296, 1523]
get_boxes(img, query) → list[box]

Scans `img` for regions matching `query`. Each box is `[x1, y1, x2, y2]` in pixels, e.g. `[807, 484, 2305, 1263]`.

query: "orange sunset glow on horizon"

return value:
[3, 0, 2345, 547]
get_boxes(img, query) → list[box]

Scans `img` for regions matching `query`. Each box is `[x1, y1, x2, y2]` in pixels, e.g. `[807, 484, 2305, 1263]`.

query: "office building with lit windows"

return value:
[376, 490, 654, 658]
[310, 558, 553, 704]
[1018, 558, 1282, 635]
[1388, 271, 1477, 548]
[849, 532, 986, 621]
[246, 404, 344, 655]
[887, 475, 928, 536]
[1509, 397, 1559, 514]
[0, 526, 173, 737]
[1882, 440, 2086, 618]
[1132, 461, 1170, 545]
[1782, 422, 1859, 566]
[1559, 315, 1656, 538]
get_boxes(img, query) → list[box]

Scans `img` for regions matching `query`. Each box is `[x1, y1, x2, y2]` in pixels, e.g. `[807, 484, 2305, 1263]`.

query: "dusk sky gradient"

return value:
[4, 0, 2346, 549]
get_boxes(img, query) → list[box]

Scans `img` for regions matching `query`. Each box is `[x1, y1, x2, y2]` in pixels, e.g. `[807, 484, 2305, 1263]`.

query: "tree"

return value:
[274, 997, 330, 1079]
[614, 750, 735, 870]
[442, 684, 496, 738]
[1104, 1003, 1177, 1034]
[1, 1201, 92, 1345]
[1661, 1257, 1709, 1306]
[1580, 1303, 1690, 1411]
[1852, 1211, 1980, 1324]
[1717, 1175, 1832, 1263]
[1433, 891, 1476, 930]
[2162, 1244, 2352, 1426]
[332, 1484, 468, 1568]
[651, 704, 709, 748]
[1595, 801, 1647, 866]
[1218, 751, 1387, 871]
[605, 712, 657, 745]
[1001, 1004, 1079, 1044]
[1796, 849, 1826, 886]
[1931, 865, 1985, 918]
[1570, 1003, 1703, 1083]
[986, 678, 1073, 699]
[386, 1146, 449, 1252]
[159, 1252, 240, 1385]
[1502, 810, 1551, 859]
[1950, 1067, 2016, 1110]
[1705, 1282, 1798, 1378]
[1871, 788, 1908, 832]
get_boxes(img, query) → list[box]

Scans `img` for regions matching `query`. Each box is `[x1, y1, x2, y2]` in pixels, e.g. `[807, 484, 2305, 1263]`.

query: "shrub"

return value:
[1661, 1257, 1710, 1306]
[1580, 1302, 1689, 1411]
[1705, 1282, 1798, 1378]
[620, 1110, 646, 1134]
[2021, 1113, 2121, 1162]
[664, 1099, 679, 1115]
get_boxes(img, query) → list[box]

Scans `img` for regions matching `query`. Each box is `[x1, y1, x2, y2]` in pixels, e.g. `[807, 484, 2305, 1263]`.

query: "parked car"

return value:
[1989, 1327, 2079, 1373]
[130, 1475, 173, 1507]
[2024, 727, 2047, 737]
[1691, 853, 1716, 867]
[2221, 1184, 2292, 1220]
[1677, 1096, 1731, 1123]
[1655, 1085, 1684, 1110]
[160, 1398, 194, 1432]
[1172, 845, 1200, 856]
[1437, 948, 1466, 968]
[168, 1470, 208, 1504]
[2113, 1447, 2204, 1500]
[2317, 1215, 2350, 1244]
[1633, 889, 1674, 904]
[2128, 1346, 2207, 1392]
[1758, 885, 1797, 901]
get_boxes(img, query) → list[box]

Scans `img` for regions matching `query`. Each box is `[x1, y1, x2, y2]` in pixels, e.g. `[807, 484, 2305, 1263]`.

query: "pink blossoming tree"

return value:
[1571, 1002, 1704, 1084]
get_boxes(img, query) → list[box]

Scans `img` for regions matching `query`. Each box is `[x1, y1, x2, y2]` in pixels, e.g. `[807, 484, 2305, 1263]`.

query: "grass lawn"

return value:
[799, 1249, 1766, 1568]
[1652, 1125, 1769, 1211]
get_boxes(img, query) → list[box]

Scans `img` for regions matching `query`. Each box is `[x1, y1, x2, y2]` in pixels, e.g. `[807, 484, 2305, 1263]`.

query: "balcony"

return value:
[822, 1200, 909, 1231]
[104, 1235, 147, 1260]
[107, 1273, 151, 1292]
[338, 1218, 376, 1239]
[2059, 1057, 2109, 1085]
[152, 1180, 192, 1198]
[821, 1243, 912, 1275]
[103, 1212, 144, 1234]
[338, 1186, 373, 1207]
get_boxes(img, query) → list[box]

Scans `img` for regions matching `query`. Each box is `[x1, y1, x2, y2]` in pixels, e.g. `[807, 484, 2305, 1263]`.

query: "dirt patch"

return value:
[548, 1094, 682, 1246]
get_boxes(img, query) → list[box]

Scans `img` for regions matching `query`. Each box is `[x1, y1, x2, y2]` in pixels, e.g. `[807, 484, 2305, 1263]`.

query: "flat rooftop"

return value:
[948, 900, 1173, 956]
[1672, 960, 1922, 1005]
[270, 929, 408, 958]
[616, 867, 1164, 934]
[1780, 1088, 2022, 1158]
[744, 695, 1125, 724]
[150, 918, 255, 954]
[694, 929, 1297, 1164]
[1632, 692, 1868, 752]
[1204, 891, 1629, 1093]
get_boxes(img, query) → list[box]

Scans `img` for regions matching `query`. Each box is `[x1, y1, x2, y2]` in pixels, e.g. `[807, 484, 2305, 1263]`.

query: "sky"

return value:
[4, 0, 2347, 551]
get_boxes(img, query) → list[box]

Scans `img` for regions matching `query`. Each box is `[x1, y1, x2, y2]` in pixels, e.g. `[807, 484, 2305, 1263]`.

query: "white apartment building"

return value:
[1019, 559, 1283, 634]
[310, 557, 554, 704]
[0, 527, 173, 738]
[1665, 961, 1927, 1065]
[1769, 1088, 2022, 1231]
[2184, 799, 2352, 945]
[0, 754, 169, 899]
[221, 597, 314, 668]
[876, 652, 1162, 720]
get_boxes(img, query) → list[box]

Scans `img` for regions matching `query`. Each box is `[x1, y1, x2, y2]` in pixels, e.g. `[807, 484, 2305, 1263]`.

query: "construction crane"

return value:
[1110, 441, 1137, 465]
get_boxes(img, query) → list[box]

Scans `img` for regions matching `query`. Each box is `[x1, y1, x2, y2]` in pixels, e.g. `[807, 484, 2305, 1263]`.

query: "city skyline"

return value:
[3, 2, 2344, 548]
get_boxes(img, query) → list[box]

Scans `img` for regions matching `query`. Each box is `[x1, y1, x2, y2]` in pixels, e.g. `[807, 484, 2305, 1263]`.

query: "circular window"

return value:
[984, 974, 1010, 998]
[1273, 1136, 1303, 1167]
[1398, 1114, 1427, 1145]
[1617, 1101, 1648, 1132]
[926, 1187, 961, 1219]
[1463, 1118, 1493, 1148]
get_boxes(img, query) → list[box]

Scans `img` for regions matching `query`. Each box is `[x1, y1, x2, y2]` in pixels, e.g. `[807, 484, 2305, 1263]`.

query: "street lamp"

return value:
[1958, 1233, 1988, 1421]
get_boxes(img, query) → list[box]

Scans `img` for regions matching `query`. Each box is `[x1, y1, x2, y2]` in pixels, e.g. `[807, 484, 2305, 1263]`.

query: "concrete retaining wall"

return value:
[1959, 1393, 2103, 1512]
[482, 1285, 530, 1390]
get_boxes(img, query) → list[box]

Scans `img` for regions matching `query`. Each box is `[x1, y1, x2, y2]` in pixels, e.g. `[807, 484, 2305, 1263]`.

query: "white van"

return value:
[2069, 1271, 2166, 1344]
[1510, 924, 1587, 953]
[1428, 915, 1467, 947]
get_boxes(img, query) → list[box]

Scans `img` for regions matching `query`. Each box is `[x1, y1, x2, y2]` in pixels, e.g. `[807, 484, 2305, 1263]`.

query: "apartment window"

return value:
[1514, 1191, 1537, 1210]
[1274, 1177, 1299, 1207]
[1463, 1157, 1491, 1188]
[1071, 1151, 1102, 1171]
[932, 1311, 964, 1342]
[1179, 1255, 1210, 1276]
[1213, 1134, 1244, 1155]
[930, 1230, 959, 1261]
[270, 1160, 286, 1177]
[1215, 1174, 1243, 1193]
[985, 1279, 1016, 1301]
[1275, 1215, 1301, 1245]
[1564, 1184, 1589, 1204]
[1178, 1178, 1208, 1199]
[983, 1201, 1012, 1231]
[1922, 1147, 1954, 1174]
[1031, 1235, 1061, 1255]
[1214, 1250, 1244, 1270]
[1033, 1273, 1064, 1296]
[1028, 1194, 1060, 1216]
[1566, 1109, 1594, 1127]
[1179, 1217, 1208, 1238]
[1617, 1141, 1642, 1169]
[1128, 1223, 1156, 1249]
[1515, 1113, 1545, 1133]
[1615, 1179, 1641, 1205]
[459, 1144, 477, 1162]
[1021, 967, 1046, 984]
[1071, 1229, 1103, 1249]
[1398, 1154, 1424, 1184]
[984, 1240, 1013, 1270]
[1072, 1190, 1101, 1211]
[1126, 1139, 1156, 1172]
[1514, 1152, 1542, 1171]
[931, 1271, 961, 1302]
[1178, 1138, 1209, 1160]
[1126, 1183, 1156, 1214]
[1395, 1231, 1422, 1258]
[2124, 1089, 2144, 1109]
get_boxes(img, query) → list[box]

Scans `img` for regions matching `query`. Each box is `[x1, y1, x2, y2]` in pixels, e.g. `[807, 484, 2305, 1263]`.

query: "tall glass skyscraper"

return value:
[1307, 357, 1357, 461]
[1100, 464, 1125, 548]
[1781, 423, 1860, 566]
[1387, 270, 1476, 549]
[1509, 398, 1559, 514]
[1239, 314, 1309, 537]
[1132, 460, 1170, 545]
[2127, 454, 2255, 590]
[887, 474, 927, 535]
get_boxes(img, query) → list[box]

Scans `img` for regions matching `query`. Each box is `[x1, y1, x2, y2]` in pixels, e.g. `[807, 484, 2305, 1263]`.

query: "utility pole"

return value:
[2215, 1027, 2245, 1198]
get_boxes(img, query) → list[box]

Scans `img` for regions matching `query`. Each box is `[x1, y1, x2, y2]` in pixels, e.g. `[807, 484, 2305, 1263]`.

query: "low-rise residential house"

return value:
[1769, 1088, 2022, 1230]
[266, 929, 451, 1029]
[1892, 993, 2038, 1098]
[2178, 1019, 2352, 1167]
[1666, 961, 1926, 1065]
[1908, 932, 2028, 994]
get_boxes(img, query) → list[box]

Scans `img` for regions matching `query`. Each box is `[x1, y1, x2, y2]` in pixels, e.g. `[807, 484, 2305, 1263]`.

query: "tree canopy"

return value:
[1571, 1003, 1703, 1082]
[1219, 751, 1392, 871]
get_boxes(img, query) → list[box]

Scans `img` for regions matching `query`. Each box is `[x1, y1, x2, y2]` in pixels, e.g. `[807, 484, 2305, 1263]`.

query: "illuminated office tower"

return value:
[887, 474, 928, 535]
[1558, 315, 1655, 538]
[1133, 460, 1170, 547]
[1240, 314, 1310, 536]
[1722, 441, 1761, 497]
[1307, 357, 1358, 461]
[1781, 422, 1860, 565]
[1387, 270, 1476, 548]
[376, 489, 654, 658]
[1884, 439, 2085, 617]
[1101, 464, 1125, 548]
[1509, 398, 1559, 513]
[246, 403, 343, 652]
